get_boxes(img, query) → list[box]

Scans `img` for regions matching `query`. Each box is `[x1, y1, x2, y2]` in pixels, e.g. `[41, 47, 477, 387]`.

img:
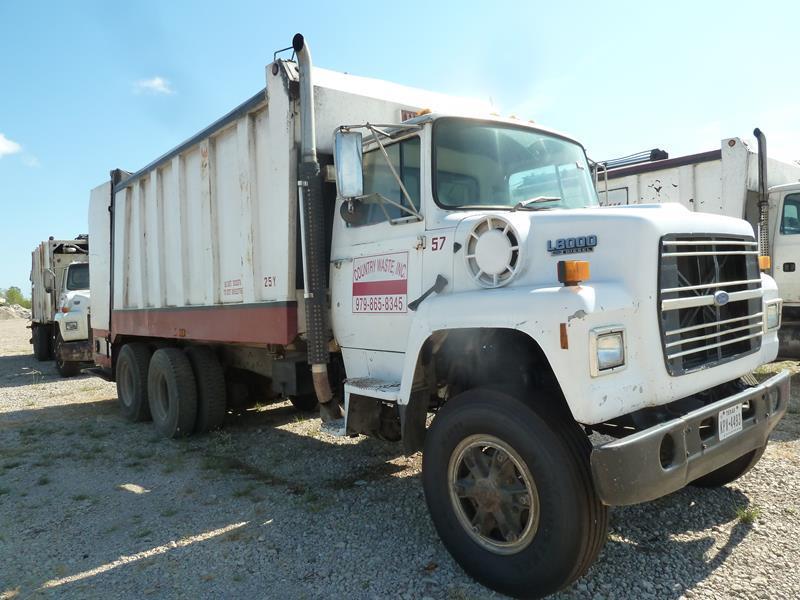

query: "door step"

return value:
[344, 378, 401, 403]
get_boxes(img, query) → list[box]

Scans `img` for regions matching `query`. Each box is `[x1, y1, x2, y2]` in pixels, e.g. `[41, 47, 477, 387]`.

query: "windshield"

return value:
[65, 263, 90, 290]
[433, 118, 598, 210]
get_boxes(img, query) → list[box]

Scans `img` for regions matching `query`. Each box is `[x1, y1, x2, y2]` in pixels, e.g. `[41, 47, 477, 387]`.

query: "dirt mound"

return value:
[0, 304, 32, 320]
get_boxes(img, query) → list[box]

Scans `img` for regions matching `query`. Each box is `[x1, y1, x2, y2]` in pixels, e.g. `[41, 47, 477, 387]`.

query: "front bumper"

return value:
[59, 339, 93, 363]
[590, 370, 790, 506]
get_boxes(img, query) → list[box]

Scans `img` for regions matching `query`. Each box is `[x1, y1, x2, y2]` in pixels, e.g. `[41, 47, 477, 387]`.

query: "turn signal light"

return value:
[758, 255, 771, 270]
[557, 260, 590, 286]
[60, 306, 70, 313]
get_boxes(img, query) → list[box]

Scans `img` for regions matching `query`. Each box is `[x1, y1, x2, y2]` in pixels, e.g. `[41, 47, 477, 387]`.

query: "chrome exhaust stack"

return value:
[293, 33, 341, 422]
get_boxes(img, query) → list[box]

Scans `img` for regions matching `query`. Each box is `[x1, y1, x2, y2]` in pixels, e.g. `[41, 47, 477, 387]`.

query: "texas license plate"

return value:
[718, 404, 743, 441]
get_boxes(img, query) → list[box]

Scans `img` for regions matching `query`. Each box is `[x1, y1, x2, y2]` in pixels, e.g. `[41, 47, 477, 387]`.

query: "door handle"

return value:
[408, 275, 448, 311]
[784, 262, 796, 272]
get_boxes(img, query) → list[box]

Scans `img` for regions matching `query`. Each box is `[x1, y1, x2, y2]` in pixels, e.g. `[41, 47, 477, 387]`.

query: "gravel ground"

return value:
[1, 317, 798, 599]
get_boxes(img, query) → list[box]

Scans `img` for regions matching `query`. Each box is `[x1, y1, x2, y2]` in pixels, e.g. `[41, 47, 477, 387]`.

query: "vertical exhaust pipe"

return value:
[754, 128, 769, 259]
[293, 33, 341, 422]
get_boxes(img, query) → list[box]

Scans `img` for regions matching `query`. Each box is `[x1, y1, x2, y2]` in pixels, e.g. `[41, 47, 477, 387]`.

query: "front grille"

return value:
[659, 235, 762, 376]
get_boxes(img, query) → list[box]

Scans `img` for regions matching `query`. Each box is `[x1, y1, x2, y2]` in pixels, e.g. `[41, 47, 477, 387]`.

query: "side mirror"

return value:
[334, 130, 363, 199]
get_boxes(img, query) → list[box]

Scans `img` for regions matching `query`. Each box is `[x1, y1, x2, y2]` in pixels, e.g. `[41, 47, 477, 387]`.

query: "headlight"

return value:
[590, 327, 626, 376]
[765, 301, 781, 330]
[65, 321, 78, 331]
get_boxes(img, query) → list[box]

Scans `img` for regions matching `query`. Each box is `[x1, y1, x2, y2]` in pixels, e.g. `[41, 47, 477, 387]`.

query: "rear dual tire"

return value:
[422, 389, 607, 599]
[32, 324, 52, 361]
[116, 343, 153, 422]
[148, 348, 198, 438]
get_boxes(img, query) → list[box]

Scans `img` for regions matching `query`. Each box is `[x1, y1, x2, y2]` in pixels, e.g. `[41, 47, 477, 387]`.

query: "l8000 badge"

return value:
[547, 235, 598, 255]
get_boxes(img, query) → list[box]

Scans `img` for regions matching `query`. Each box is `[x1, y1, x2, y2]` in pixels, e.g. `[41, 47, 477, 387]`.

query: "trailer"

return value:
[30, 236, 92, 376]
[89, 35, 788, 599]
[596, 134, 800, 354]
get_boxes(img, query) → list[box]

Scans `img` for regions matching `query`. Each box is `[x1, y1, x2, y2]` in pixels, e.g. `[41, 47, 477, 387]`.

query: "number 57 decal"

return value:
[430, 236, 446, 251]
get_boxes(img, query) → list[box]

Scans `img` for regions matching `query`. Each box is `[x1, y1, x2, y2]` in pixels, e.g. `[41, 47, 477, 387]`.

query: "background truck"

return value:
[595, 132, 800, 355]
[88, 34, 789, 599]
[30, 236, 93, 376]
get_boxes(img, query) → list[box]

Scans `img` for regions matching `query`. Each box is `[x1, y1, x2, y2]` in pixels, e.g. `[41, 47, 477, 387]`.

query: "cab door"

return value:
[772, 191, 800, 304]
[330, 135, 424, 375]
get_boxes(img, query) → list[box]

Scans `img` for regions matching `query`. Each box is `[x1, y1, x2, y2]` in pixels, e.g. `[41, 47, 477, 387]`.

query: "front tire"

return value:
[54, 330, 81, 377]
[690, 445, 766, 487]
[422, 389, 607, 599]
[148, 348, 198, 438]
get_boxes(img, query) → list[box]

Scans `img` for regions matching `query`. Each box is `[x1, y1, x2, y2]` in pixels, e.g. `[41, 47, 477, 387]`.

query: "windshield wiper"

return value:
[512, 196, 561, 211]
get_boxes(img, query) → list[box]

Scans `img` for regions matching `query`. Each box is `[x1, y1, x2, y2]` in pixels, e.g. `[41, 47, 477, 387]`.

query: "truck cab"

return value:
[52, 261, 92, 376]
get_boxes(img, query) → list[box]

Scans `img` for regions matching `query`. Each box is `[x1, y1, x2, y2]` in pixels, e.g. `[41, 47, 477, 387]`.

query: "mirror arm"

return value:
[366, 124, 420, 216]
[359, 193, 422, 221]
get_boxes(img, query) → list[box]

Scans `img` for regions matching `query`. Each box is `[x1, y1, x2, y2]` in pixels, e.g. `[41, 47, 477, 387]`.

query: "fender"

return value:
[398, 282, 636, 423]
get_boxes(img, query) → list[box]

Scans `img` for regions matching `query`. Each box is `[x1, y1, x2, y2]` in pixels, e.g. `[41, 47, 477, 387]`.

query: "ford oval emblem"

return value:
[713, 290, 730, 307]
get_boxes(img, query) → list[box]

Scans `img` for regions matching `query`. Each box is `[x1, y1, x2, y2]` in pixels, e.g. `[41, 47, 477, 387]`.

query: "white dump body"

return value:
[597, 137, 800, 221]
[30, 239, 89, 325]
[89, 60, 491, 355]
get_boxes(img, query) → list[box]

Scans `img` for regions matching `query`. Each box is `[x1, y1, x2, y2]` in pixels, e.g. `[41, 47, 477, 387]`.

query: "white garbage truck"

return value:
[88, 35, 789, 599]
[30, 236, 92, 376]
[595, 132, 800, 355]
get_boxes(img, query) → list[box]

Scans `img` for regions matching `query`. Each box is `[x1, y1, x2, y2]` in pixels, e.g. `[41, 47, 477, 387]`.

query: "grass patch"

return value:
[161, 456, 185, 474]
[2, 461, 23, 471]
[0, 487, 10, 496]
[71, 494, 91, 502]
[301, 490, 323, 513]
[36, 475, 50, 486]
[160, 507, 178, 518]
[232, 483, 257, 499]
[735, 504, 762, 524]
[132, 528, 152, 539]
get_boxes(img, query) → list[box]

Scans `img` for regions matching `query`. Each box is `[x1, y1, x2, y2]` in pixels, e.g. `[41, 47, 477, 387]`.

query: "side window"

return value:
[780, 194, 800, 235]
[356, 136, 420, 226]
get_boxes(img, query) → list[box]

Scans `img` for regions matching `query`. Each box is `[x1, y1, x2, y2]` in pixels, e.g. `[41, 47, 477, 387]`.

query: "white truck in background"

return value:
[88, 35, 788, 599]
[596, 131, 800, 354]
[30, 236, 93, 376]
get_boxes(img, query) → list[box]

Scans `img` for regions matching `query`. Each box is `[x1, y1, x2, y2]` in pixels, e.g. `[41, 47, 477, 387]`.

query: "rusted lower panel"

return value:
[111, 302, 298, 345]
[92, 327, 112, 368]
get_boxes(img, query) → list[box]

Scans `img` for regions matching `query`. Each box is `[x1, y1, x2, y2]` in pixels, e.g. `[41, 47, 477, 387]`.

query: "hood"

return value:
[450, 203, 755, 293]
[58, 289, 91, 314]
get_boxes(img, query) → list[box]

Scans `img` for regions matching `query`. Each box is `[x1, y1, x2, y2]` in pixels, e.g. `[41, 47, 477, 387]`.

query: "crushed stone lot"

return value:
[0, 318, 799, 600]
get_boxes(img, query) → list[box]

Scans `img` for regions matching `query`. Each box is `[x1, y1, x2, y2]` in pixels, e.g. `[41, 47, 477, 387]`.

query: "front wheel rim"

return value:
[447, 434, 540, 555]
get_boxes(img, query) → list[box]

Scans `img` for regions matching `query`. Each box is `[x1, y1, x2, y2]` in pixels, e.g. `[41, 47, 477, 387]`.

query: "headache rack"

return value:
[659, 235, 762, 376]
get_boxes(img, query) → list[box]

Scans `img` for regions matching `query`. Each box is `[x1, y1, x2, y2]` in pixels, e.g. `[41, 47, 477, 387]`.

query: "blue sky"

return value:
[2, 0, 799, 291]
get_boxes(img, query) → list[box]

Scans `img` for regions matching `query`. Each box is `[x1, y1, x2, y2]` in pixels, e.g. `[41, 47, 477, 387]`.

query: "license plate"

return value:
[718, 404, 743, 441]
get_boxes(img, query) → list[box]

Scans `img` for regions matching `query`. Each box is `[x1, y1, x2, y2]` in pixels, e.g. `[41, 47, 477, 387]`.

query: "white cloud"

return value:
[133, 76, 174, 95]
[0, 133, 22, 157]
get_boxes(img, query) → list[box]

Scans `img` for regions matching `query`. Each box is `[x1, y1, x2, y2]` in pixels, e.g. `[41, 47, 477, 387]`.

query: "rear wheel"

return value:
[148, 348, 198, 438]
[116, 343, 153, 422]
[184, 346, 227, 433]
[422, 389, 607, 599]
[690, 445, 766, 487]
[32, 324, 52, 361]
[54, 329, 81, 377]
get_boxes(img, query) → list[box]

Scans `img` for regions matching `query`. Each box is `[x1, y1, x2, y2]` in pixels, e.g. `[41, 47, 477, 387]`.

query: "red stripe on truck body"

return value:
[352, 280, 408, 296]
[111, 302, 298, 346]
